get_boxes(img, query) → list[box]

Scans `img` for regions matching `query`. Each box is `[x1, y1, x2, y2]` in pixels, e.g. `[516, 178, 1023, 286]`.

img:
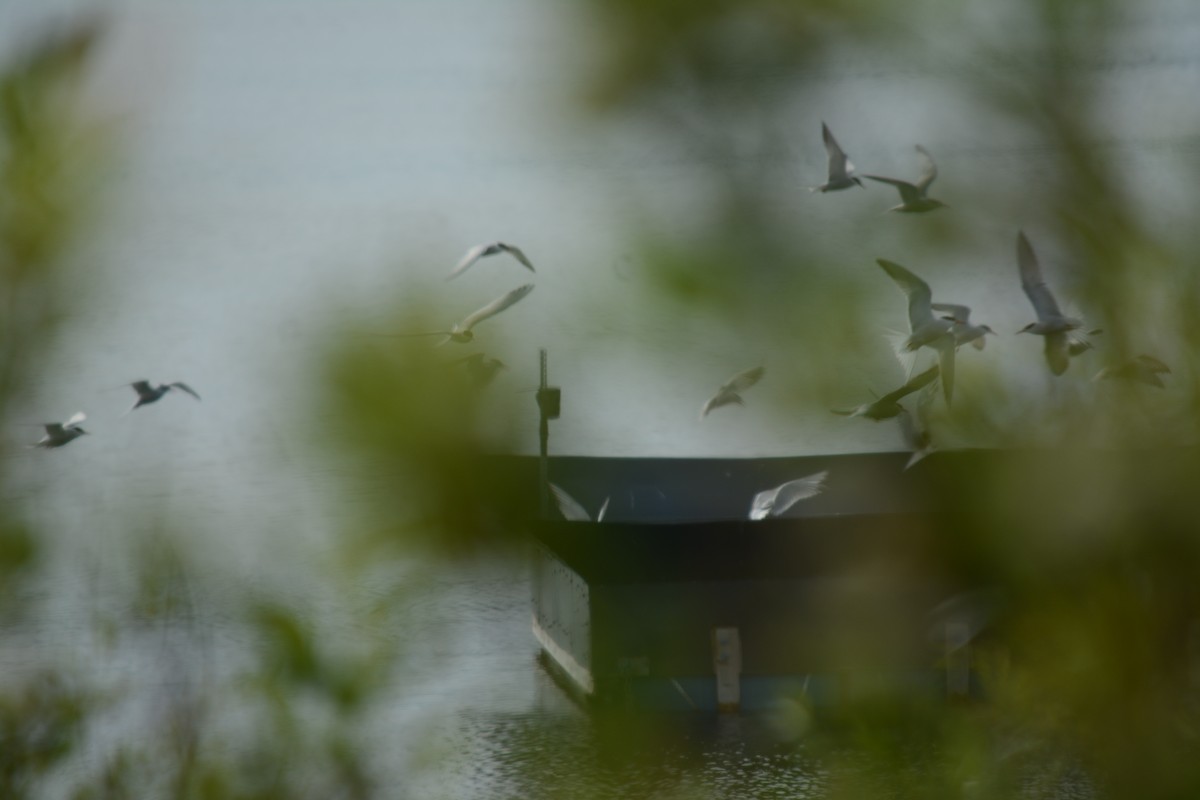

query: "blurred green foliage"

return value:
[315, 319, 529, 555]
[0, 17, 385, 800]
[0, 15, 106, 410]
[581, 0, 889, 111]
[3, 0, 1200, 797]
[0, 672, 91, 799]
[0, 17, 119, 800]
[0, 13, 115, 619]
[547, 0, 1200, 797]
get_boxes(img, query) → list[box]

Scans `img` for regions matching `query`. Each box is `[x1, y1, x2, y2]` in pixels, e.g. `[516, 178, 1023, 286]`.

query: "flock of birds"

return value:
[37, 244, 534, 449]
[376, 238, 841, 523]
[33, 381, 200, 449]
[361, 122, 1173, 522]
[812, 123, 1168, 408]
[550, 123, 1173, 523]
[39, 125, 1171, 527]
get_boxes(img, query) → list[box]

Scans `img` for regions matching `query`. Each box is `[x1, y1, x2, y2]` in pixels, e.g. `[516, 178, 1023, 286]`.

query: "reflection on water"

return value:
[0, 540, 1101, 798]
[367, 554, 838, 799]
[0, 447, 1126, 800]
[455, 710, 827, 799]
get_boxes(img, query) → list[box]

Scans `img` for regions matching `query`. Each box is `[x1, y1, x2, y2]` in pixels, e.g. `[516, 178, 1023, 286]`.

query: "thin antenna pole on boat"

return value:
[538, 349, 550, 517]
[539, 349, 548, 516]
[536, 348, 561, 518]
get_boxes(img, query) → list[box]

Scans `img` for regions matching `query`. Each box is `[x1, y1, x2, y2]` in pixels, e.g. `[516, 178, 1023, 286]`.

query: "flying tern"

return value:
[865, 145, 945, 212]
[877, 259, 956, 404]
[33, 412, 88, 448]
[128, 380, 201, 412]
[700, 366, 765, 419]
[397, 284, 535, 345]
[446, 242, 535, 281]
[749, 470, 828, 520]
[811, 123, 863, 193]
[931, 303, 995, 350]
[1094, 354, 1171, 388]
[549, 483, 609, 522]
[833, 363, 940, 420]
[1015, 232, 1085, 375]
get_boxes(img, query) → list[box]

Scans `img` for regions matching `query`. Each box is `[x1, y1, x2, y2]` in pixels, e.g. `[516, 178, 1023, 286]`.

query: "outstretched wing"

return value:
[170, 382, 201, 401]
[865, 175, 923, 206]
[446, 243, 490, 280]
[43, 422, 65, 435]
[822, 122, 852, 179]
[914, 145, 938, 193]
[550, 483, 592, 522]
[458, 283, 535, 331]
[498, 243, 535, 272]
[748, 487, 777, 520]
[767, 470, 829, 517]
[878, 364, 939, 405]
[63, 411, 86, 427]
[877, 259, 935, 330]
[701, 366, 762, 419]
[700, 391, 742, 419]
[1016, 231, 1064, 321]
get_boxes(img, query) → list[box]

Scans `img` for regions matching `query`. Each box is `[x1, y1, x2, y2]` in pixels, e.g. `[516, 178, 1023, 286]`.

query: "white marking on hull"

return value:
[532, 614, 594, 696]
